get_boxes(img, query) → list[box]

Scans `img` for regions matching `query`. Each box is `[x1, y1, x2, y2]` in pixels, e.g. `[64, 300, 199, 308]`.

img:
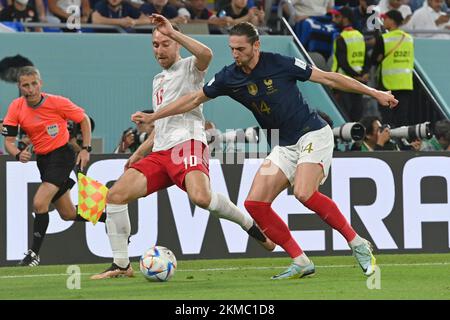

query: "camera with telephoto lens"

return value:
[332, 122, 366, 141]
[389, 122, 432, 140]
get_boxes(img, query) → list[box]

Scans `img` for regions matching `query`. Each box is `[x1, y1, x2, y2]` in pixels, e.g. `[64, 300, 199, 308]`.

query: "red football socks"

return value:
[244, 200, 303, 258]
[303, 191, 356, 242]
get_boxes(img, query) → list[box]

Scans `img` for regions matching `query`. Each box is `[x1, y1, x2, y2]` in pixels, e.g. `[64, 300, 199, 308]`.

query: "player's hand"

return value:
[150, 14, 176, 35]
[77, 149, 90, 172]
[131, 111, 155, 124]
[124, 152, 144, 171]
[375, 90, 398, 109]
[18, 145, 32, 163]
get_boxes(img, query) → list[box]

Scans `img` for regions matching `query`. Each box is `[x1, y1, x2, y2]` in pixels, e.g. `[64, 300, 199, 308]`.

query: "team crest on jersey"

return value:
[263, 79, 277, 95]
[46, 124, 59, 137]
[247, 83, 258, 96]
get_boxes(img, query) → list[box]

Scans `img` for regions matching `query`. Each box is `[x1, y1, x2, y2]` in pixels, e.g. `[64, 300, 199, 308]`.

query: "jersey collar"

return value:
[27, 94, 46, 109]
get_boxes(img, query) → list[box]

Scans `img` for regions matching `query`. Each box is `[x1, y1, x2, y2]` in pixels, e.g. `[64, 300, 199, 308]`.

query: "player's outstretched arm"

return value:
[309, 66, 399, 109]
[132, 89, 210, 124]
[150, 14, 213, 71]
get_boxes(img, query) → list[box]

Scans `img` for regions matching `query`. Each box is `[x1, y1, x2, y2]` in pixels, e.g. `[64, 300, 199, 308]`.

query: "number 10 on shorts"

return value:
[183, 155, 198, 169]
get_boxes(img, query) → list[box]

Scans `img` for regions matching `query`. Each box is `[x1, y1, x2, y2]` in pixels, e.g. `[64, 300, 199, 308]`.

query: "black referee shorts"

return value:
[36, 144, 76, 202]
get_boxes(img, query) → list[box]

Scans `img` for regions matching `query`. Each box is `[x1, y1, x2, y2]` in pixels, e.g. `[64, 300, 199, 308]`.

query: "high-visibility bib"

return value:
[381, 29, 414, 90]
[332, 28, 366, 76]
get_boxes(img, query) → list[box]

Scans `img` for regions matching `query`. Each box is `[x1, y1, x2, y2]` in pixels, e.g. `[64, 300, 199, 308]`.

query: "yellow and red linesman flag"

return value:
[77, 172, 108, 225]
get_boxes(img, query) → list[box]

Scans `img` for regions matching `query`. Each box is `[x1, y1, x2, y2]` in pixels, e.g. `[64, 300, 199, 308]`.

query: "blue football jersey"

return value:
[203, 52, 327, 146]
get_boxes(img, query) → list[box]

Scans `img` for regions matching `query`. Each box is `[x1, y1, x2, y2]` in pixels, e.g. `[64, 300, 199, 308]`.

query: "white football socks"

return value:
[106, 203, 131, 268]
[348, 234, 365, 248]
[293, 253, 311, 267]
[207, 192, 253, 231]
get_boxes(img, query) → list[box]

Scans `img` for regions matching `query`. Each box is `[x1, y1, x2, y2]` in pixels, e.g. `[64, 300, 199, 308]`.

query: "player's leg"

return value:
[183, 170, 275, 251]
[90, 168, 148, 279]
[92, 154, 174, 279]
[18, 182, 59, 266]
[294, 125, 376, 276]
[244, 158, 315, 279]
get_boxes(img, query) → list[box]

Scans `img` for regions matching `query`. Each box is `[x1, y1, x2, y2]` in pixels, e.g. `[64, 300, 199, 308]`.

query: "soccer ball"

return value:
[139, 246, 177, 282]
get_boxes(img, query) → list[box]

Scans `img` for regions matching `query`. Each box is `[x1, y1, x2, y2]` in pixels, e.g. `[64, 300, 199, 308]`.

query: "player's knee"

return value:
[294, 188, 314, 204]
[33, 198, 49, 213]
[106, 189, 128, 205]
[60, 214, 73, 221]
[189, 191, 211, 209]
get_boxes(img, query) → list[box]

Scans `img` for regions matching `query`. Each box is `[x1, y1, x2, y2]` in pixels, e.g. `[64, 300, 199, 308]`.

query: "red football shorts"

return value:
[130, 139, 209, 195]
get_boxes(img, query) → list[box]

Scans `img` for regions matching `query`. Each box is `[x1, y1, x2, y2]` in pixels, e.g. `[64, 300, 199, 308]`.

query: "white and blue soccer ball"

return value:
[139, 246, 177, 282]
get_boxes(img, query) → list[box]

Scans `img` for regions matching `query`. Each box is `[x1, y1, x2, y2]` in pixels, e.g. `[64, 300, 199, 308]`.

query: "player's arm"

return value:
[132, 89, 210, 124]
[309, 66, 398, 108]
[125, 129, 155, 170]
[150, 14, 213, 71]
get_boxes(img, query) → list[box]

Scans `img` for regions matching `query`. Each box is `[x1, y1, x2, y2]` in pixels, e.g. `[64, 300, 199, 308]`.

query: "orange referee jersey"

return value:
[3, 93, 85, 155]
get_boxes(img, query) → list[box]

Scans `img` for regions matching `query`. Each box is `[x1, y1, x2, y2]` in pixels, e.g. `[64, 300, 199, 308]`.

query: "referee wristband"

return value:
[15, 151, 22, 161]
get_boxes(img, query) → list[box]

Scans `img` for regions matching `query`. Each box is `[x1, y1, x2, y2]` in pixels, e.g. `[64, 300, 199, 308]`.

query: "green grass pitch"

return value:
[0, 253, 449, 300]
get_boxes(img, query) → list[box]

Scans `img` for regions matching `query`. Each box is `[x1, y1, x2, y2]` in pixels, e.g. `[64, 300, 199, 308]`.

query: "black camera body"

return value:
[123, 127, 149, 150]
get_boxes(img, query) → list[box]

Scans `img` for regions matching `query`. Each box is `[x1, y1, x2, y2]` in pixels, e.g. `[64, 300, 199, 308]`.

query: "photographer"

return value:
[351, 116, 400, 151]
[115, 109, 154, 154]
[421, 119, 450, 151]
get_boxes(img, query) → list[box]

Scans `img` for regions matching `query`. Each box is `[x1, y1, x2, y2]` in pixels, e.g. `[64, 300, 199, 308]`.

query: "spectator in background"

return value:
[167, 0, 185, 8]
[371, 10, 414, 127]
[331, 6, 370, 122]
[48, 0, 92, 27]
[114, 109, 154, 154]
[2, 0, 46, 22]
[286, 0, 335, 23]
[406, 0, 450, 38]
[215, 0, 257, 12]
[421, 119, 450, 151]
[351, 116, 399, 150]
[352, 0, 381, 34]
[336, 0, 360, 5]
[186, 0, 233, 29]
[140, 0, 188, 25]
[92, 0, 151, 31]
[220, 0, 265, 27]
[0, 0, 42, 32]
[377, 0, 413, 23]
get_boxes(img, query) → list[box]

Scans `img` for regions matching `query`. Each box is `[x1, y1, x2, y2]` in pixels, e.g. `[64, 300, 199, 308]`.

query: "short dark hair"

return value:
[434, 119, 450, 141]
[384, 10, 404, 26]
[360, 116, 381, 136]
[229, 22, 259, 44]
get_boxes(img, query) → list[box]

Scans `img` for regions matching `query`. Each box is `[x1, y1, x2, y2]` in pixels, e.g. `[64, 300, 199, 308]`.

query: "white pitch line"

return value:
[0, 261, 449, 280]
